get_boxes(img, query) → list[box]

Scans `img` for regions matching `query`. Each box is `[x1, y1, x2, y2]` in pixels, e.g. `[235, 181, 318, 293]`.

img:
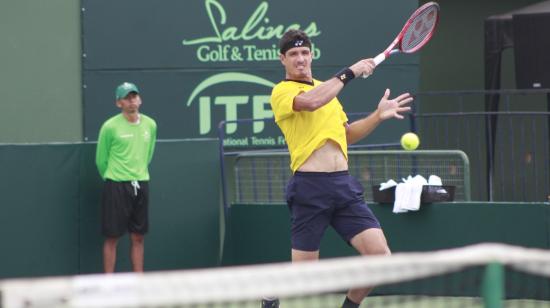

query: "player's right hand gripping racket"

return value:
[365, 2, 440, 77]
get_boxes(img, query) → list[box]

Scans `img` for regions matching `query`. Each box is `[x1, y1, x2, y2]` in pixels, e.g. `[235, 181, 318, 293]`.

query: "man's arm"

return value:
[346, 110, 383, 145]
[293, 78, 344, 111]
[95, 125, 111, 179]
[346, 89, 413, 145]
[147, 121, 157, 164]
[293, 59, 376, 111]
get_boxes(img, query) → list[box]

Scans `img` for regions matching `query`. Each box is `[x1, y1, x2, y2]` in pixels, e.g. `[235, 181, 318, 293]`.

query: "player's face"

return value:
[280, 46, 312, 81]
[116, 92, 142, 113]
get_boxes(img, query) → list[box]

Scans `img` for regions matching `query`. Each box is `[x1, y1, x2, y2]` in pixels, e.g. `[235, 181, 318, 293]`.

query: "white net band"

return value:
[2, 243, 550, 307]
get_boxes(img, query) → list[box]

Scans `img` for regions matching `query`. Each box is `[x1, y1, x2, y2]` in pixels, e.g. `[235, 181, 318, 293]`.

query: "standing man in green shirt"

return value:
[96, 82, 157, 273]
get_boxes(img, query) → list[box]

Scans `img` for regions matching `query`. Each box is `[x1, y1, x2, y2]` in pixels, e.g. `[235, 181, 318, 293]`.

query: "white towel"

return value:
[403, 181, 423, 211]
[379, 179, 398, 191]
[393, 175, 426, 213]
[393, 183, 408, 213]
[428, 175, 442, 186]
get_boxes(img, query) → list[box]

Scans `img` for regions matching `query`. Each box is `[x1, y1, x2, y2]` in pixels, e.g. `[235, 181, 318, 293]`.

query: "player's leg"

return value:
[262, 231, 323, 308]
[103, 237, 119, 273]
[345, 228, 391, 304]
[292, 249, 319, 261]
[262, 250, 320, 307]
[288, 173, 331, 260]
[350, 228, 391, 255]
[338, 230, 390, 307]
[130, 233, 145, 272]
[287, 172, 332, 254]
[261, 297, 280, 308]
[129, 181, 149, 272]
[331, 173, 390, 307]
[262, 173, 330, 308]
[101, 180, 129, 273]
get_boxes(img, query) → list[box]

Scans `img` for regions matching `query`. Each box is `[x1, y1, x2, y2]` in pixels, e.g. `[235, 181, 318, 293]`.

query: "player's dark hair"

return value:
[279, 29, 312, 55]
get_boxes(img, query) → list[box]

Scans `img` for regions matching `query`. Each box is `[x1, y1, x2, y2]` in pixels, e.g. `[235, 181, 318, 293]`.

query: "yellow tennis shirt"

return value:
[270, 79, 349, 172]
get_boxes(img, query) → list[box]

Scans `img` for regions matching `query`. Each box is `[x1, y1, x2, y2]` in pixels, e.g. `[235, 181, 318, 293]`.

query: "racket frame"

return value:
[374, 1, 440, 65]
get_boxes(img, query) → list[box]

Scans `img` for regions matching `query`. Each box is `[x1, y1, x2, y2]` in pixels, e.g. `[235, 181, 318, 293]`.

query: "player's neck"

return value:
[285, 76, 313, 85]
[123, 112, 141, 124]
[285, 72, 312, 84]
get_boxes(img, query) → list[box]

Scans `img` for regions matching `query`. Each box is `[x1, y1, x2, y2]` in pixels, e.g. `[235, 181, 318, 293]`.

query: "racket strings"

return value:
[401, 6, 438, 52]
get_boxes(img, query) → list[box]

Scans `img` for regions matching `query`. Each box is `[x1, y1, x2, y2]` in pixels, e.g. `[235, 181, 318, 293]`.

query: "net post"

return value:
[481, 262, 504, 308]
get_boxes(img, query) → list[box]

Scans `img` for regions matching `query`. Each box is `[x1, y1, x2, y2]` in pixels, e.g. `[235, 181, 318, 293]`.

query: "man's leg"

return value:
[262, 249, 320, 308]
[345, 228, 391, 306]
[292, 248, 319, 262]
[130, 233, 145, 272]
[261, 298, 280, 308]
[103, 237, 119, 273]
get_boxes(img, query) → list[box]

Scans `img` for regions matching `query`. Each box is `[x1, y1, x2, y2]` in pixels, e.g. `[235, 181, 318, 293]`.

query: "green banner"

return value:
[82, 0, 419, 144]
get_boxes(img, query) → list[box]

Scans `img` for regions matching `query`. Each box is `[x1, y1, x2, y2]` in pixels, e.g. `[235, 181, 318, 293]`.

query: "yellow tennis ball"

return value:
[401, 132, 419, 151]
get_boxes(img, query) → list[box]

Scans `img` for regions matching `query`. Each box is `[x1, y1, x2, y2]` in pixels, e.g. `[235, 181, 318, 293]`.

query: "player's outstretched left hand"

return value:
[377, 89, 413, 120]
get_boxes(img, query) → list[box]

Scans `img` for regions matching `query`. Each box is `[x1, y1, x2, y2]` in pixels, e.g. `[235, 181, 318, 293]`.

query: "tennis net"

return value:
[2, 243, 550, 307]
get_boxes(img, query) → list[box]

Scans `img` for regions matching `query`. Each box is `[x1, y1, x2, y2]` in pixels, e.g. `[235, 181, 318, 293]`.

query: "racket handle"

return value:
[362, 53, 386, 79]
[373, 53, 386, 66]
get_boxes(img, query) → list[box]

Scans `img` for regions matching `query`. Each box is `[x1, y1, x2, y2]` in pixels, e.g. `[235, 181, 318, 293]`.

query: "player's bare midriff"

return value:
[297, 139, 348, 172]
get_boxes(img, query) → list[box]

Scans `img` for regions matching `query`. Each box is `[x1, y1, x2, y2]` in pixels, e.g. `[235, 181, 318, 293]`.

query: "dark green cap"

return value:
[115, 82, 139, 100]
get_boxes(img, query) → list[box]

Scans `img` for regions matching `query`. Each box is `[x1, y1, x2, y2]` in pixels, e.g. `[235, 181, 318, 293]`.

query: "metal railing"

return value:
[217, 88, 550, 211]
[413, 89, 550, 202]
[233, 150, 470, 204]
[217, 118, 399, 212]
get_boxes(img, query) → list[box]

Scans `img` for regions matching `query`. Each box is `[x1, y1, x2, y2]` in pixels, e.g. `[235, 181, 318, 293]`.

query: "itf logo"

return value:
[185, 72, 275, 135]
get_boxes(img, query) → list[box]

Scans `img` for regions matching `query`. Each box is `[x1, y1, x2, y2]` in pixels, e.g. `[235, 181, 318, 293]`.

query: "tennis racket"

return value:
[365, 2, 440, 77]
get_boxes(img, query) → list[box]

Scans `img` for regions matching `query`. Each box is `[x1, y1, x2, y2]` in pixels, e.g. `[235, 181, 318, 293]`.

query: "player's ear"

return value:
[279, 53, 285, 64]
[115, 100, 122, 108]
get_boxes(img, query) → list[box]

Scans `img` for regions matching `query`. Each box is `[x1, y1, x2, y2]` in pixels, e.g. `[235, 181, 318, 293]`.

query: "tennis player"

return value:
[96, 82, 157, 273]
[264, 29, 412, 308]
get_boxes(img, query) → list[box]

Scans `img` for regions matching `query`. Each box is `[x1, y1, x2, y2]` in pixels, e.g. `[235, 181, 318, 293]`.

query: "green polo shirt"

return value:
[96, 113, 157, 181]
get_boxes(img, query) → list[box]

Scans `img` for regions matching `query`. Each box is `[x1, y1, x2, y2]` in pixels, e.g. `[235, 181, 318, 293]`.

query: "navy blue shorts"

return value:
[285, 171, 381, 251]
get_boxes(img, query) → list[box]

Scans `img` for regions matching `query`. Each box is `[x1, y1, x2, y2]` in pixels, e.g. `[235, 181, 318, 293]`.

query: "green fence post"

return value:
[482, 262, 504, 308]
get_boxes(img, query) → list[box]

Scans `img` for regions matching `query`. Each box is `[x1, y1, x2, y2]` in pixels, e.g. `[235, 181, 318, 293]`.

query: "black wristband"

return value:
[334, 67, 355, 86]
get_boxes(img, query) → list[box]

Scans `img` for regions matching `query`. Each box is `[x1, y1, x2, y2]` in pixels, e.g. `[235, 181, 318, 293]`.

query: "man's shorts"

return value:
[285, 171, 381, 251]
[101, 180, 149, 238]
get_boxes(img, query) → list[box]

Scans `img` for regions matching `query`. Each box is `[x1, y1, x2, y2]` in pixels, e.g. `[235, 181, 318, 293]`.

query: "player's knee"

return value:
[104, 237, 119, 246]
[366, 244, 391, 256]
[130, 233, 144, 243]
